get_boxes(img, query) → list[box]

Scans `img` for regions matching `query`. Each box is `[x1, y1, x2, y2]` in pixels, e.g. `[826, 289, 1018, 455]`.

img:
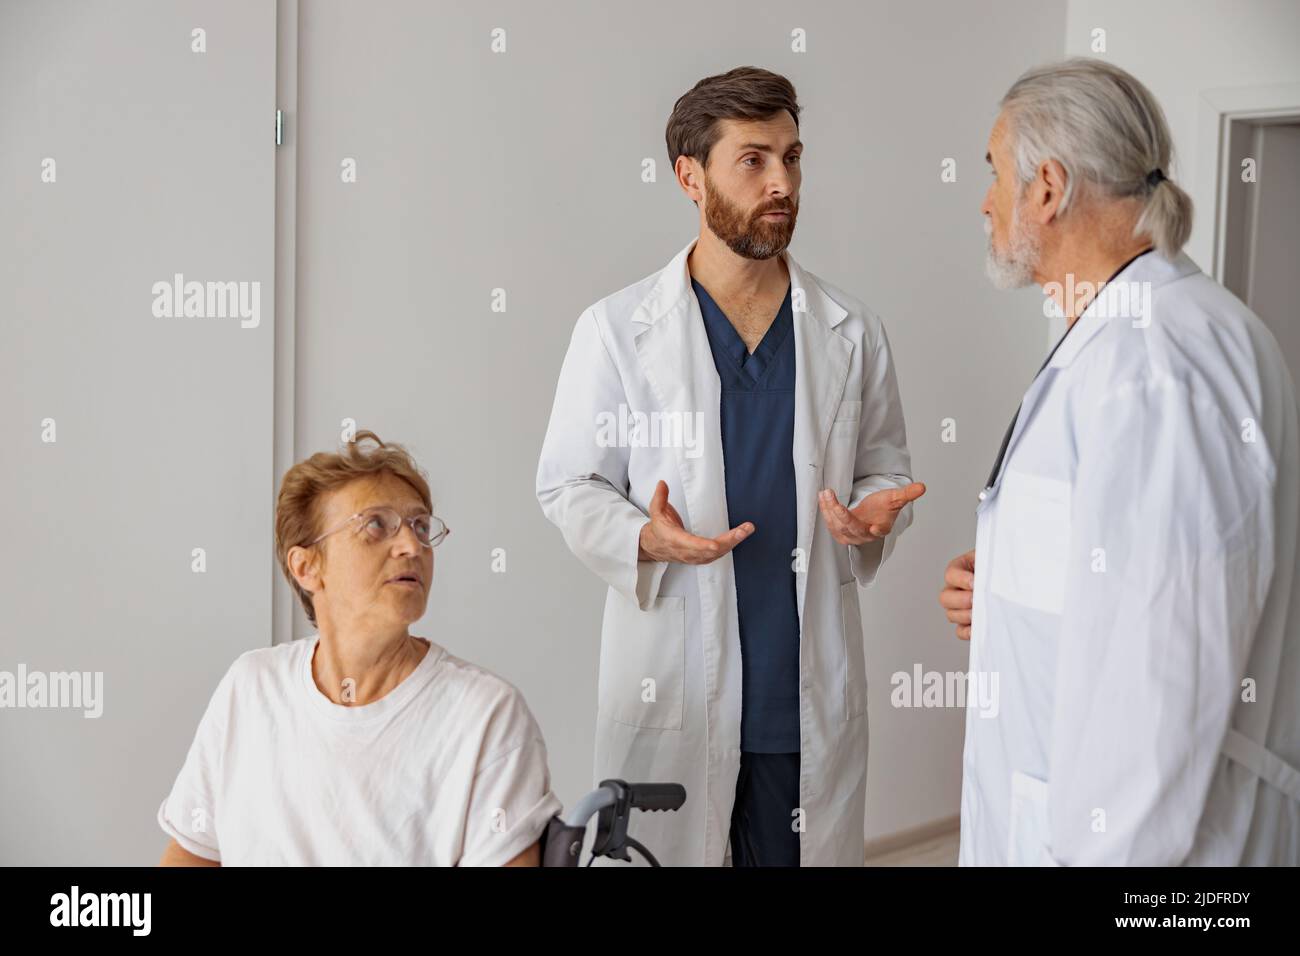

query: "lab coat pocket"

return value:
[840, 580, 868, 720]
[826, 400, 862, 500]
[1007, 770, 1061, 866]
[599, 589, 685, 730]
[988, 469, 1072, 615]
[831, 400, 862, 430]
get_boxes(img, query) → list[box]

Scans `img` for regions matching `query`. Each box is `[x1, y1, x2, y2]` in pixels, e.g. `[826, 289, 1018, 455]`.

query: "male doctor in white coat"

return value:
[940, 58, 1300, 865]
[537, 67, 924, 866]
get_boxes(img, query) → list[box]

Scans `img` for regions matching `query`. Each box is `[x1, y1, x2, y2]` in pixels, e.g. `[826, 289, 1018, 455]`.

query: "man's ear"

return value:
[1030, 157, 1069, 225]
[675, 155, 704, 205]
[287, 545, 322, 596]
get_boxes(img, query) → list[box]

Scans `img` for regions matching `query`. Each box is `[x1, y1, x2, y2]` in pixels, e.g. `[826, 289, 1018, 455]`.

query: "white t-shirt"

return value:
[157, 635, 562, 865]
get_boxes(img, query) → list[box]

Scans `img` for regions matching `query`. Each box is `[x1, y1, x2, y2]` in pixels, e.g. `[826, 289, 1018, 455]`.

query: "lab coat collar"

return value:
[1047, 250, 1201, 369]
[630, 236, 849, 331]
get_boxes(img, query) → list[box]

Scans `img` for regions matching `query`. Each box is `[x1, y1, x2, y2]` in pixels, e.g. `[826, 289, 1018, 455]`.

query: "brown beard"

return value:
[702, 171, 798, 260]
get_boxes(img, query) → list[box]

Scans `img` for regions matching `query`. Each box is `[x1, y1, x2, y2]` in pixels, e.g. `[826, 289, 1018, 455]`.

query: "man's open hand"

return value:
[638, 480, 754, 565]
[818, 482, 926, 546]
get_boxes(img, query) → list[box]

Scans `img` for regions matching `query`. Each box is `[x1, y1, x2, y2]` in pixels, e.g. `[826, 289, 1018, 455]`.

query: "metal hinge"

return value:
[275, 109, 282, 146]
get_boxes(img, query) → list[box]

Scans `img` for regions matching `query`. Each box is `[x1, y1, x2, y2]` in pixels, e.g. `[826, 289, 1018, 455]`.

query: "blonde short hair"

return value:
[274, 430, 433, 625]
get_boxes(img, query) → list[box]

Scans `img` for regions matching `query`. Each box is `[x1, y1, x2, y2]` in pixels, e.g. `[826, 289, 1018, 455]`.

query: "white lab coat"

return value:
[960, 250, 1300, 865]
[537, 238, 915, 866]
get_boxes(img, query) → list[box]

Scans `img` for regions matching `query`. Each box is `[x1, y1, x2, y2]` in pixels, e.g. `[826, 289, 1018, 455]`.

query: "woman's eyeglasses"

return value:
[308, 507, 450, 549]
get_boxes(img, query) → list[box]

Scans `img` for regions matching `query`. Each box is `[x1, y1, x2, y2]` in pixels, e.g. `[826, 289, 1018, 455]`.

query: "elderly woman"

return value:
[157, 431, 561, 865]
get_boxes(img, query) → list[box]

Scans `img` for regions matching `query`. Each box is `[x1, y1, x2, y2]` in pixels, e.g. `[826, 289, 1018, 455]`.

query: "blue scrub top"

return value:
[692, 277, 800, 754]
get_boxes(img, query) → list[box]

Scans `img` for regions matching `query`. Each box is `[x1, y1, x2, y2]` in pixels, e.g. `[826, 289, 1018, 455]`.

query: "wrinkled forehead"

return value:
[319, 474, 428, 524]
[986, 111, 1012, 167]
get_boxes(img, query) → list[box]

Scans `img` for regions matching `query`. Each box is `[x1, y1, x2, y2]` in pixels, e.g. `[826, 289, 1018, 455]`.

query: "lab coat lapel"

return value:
[983, 368, 1055, 505]
[629, 239, 729, 537]
[786, 252, 851, 624]
[630, 239, 734, 868]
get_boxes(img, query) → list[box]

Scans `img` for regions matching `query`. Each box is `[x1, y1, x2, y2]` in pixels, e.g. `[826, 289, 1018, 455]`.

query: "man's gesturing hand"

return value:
[638, 480, 754, 565]
[939, 548, 976, 640]
[818, 482, 926, 546]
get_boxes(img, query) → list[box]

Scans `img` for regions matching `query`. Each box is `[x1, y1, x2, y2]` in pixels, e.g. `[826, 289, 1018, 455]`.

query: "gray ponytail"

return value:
[1135, 172, 1194, 259]
[1000, 58, 1194, 258]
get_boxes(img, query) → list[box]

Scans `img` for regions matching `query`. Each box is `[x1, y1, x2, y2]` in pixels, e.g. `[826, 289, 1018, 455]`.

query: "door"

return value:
[1221, 117, 1300, 388]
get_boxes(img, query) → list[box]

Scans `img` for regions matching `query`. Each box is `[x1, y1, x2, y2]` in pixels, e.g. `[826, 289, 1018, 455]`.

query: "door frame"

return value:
[1197, 82, 1300, 285]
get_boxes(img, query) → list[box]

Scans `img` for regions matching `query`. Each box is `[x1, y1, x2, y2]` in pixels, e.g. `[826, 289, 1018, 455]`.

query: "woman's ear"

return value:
[287, 545, 322, 596]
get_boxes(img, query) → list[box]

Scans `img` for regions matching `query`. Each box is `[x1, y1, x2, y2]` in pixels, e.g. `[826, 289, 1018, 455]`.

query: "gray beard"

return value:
[726, 233, 786, 260]
[984, 207, 1039, 289]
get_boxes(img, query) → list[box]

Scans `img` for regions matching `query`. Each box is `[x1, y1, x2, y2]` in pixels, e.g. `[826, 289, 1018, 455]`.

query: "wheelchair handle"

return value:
[628, 782, 686, 813]
[543, 779, 686, 867]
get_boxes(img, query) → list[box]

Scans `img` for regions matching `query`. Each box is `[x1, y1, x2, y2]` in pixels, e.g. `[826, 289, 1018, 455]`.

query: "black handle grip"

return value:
[627, 783, 686, 812]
